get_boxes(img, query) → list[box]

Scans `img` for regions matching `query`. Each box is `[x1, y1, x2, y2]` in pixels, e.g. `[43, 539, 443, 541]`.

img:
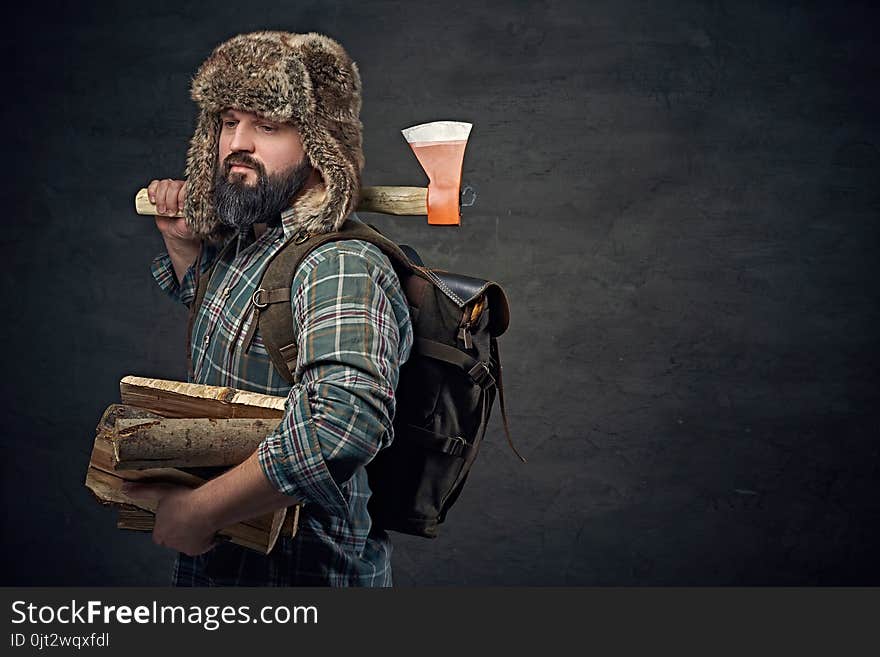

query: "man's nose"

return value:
[229, 124, 255, 152]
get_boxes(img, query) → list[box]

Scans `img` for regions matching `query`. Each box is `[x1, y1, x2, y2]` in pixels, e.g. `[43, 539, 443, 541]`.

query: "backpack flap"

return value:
[485, 283, 510, 337]
[426, 269, 510, 337]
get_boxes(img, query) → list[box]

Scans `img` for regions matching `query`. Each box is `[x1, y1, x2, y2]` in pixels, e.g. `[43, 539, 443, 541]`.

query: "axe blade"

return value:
[401, 121, 472, 226]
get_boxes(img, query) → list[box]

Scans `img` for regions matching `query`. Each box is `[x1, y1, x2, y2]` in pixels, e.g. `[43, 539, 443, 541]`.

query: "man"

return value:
[126, 31, 413, 587]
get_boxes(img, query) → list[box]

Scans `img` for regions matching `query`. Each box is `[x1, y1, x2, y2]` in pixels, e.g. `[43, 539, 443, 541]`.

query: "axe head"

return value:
[401, 121, 472, 225]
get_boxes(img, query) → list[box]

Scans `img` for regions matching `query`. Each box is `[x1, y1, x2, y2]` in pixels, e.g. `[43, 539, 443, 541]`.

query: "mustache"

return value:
[223, 154, 266, 177]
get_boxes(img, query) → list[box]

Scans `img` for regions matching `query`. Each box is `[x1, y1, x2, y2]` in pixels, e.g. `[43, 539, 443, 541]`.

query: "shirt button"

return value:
[203, 334, 210, 345]
[222, 287, 231, 300]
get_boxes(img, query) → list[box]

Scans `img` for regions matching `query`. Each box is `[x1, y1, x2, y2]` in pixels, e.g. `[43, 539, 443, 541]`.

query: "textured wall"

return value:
[3, 0, 878, 585]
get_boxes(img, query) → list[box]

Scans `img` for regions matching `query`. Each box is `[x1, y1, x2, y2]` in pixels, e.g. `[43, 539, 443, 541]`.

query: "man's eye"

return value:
[259, 125, 277, 133]
[223, 120, 237, 128]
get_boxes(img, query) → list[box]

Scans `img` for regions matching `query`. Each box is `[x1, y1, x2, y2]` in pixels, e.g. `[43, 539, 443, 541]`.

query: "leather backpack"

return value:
[189, 217, 525, 538]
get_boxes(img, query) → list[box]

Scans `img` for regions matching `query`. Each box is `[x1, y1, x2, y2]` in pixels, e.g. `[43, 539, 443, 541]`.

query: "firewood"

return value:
[113, 417, 277, 469]
[85, 403, 297, 554]
[119, 376, 286, 419]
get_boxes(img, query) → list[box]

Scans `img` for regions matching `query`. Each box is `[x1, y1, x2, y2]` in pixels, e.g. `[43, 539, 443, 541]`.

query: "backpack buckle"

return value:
[468, 361, 495, 389]
[252, 288, 269, 309]
[445, 436, 469, 457]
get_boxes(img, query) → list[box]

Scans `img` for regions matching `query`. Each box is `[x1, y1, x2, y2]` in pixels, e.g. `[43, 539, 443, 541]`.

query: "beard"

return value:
[212, 153, 313, 230]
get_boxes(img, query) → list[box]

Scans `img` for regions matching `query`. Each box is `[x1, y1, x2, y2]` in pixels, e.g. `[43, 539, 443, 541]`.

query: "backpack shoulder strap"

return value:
[255, 220, 416, 385]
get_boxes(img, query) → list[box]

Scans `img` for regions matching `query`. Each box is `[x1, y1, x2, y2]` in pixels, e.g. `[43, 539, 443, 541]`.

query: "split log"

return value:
[85, 403, 298, 554]
[119, 376, 286, 419]
[113, 417, 276, 470]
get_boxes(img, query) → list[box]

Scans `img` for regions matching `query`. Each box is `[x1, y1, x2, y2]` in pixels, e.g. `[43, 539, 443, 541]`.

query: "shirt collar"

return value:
[279, 207, 363, 237]
[231, 218, 283, 252]
[279, 207, 301, 240]
[263, 207, 361, 243]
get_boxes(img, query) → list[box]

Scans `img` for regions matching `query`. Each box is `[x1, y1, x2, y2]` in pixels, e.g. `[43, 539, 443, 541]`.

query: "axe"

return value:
[134, 120, 474, 226]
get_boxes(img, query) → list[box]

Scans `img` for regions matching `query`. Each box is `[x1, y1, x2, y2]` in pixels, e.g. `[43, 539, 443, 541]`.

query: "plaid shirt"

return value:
[150, 211, 413, 587]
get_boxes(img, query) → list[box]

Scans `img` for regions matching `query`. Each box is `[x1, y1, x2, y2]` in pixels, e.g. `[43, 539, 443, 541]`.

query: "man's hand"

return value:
[121, 481, 219, 557]
[148, 178, 201, 283]
[148, 179, 196, 241]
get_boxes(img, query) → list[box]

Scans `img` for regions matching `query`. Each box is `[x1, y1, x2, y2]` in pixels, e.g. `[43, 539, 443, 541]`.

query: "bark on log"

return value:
[112, 417, 276, 470]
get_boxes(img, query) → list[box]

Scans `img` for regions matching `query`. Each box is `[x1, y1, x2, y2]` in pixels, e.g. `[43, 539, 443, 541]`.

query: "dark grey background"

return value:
[2, 0, 878, 585]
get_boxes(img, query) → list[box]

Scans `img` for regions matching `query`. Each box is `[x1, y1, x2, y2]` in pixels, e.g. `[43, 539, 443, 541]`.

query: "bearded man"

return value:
[128, 31, 413, 587]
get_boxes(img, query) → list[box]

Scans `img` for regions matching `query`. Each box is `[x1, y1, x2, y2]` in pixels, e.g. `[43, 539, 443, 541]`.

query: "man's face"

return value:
[218, 108, 309, 182]
[213, 108, 316, 229]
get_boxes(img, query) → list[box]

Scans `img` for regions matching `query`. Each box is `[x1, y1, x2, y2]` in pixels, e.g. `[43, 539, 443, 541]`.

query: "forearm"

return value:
[163, 235, 202, 284]
[192, 450, 297, 533]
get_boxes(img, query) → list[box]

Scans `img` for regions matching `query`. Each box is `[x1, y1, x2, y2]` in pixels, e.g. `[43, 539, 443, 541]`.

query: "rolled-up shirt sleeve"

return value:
[257, 243, 408, 520]
[150, 253, 199, 306]
[150, 240, 221, 307]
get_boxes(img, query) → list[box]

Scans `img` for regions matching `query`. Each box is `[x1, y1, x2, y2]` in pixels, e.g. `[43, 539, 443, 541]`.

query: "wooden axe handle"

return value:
[134, 186, 428, 218]
[356, 186, 427, 215]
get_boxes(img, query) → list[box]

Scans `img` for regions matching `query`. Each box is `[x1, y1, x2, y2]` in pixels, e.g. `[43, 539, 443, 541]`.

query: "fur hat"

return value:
[183, 31, 364, 241]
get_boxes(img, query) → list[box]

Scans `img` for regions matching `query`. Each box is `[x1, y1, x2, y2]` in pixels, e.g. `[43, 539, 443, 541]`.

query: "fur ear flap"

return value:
[293, 122, 361, 234]
[184, 109, 229, 242]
